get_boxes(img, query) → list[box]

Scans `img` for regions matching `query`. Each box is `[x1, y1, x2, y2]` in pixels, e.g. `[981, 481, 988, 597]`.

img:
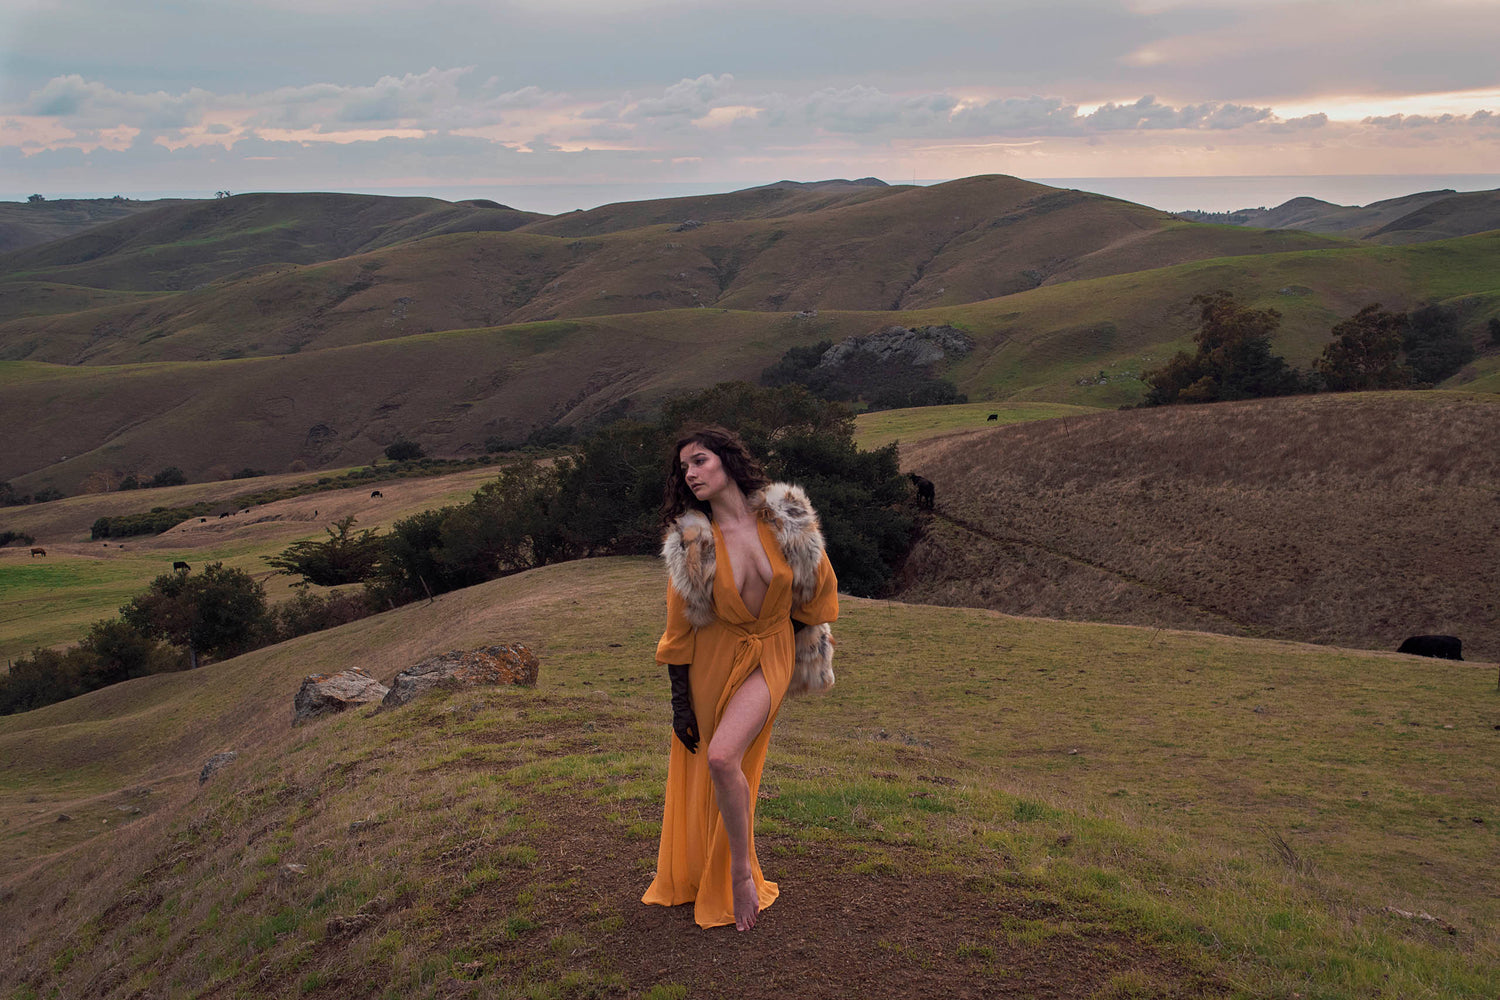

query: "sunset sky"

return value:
[2, 0, 1498, 212]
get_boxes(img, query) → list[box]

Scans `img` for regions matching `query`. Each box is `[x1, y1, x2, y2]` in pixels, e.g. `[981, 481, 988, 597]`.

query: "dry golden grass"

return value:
[899, 390, 1500, 660]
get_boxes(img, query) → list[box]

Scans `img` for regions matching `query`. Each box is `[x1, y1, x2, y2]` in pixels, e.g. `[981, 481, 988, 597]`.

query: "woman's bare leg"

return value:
[706, 668, 772, 931]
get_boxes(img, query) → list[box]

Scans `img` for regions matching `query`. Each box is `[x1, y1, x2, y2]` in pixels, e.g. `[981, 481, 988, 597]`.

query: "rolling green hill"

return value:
[3, 177, 1498, 493]
[4, 225, 1499, 493]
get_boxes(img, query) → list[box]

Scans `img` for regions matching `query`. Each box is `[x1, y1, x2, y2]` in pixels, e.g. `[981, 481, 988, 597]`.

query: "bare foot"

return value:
[732, 875, 759, 931]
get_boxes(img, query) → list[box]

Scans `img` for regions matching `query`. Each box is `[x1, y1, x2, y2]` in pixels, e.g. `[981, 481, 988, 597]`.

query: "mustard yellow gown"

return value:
[642, 518, 839, 928]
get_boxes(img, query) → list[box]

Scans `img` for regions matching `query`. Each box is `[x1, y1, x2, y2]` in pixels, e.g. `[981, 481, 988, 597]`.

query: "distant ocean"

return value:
[12, 174, 1500, 216]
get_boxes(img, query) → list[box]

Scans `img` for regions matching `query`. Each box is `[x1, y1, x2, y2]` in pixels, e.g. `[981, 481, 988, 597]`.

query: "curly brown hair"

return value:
[660, 425, 770, 528]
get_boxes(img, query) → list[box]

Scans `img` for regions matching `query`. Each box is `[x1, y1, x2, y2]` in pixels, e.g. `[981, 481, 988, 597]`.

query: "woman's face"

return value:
[679, 441, 732, 504]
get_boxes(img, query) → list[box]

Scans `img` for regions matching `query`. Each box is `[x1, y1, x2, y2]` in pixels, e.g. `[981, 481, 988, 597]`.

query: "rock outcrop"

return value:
[818, 324, 973, 371]
[382, 644, 539, 708]
[293, 667, 389, 725]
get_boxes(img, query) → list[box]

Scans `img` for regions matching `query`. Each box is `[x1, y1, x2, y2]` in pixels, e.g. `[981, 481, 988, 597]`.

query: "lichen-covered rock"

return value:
[293, 667, 389, 725]
[382, 644, 539, 708]
[817, 324, 973, 370]
[199, 751, 239, 783]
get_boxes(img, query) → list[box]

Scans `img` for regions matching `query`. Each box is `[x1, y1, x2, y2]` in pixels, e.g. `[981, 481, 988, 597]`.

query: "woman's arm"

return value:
[790, 551, 839, 628]
[656, 581, 697, 666]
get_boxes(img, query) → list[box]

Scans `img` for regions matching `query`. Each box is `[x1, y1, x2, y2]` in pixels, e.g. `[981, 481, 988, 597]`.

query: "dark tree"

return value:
[121, 562, 268, 668]
[1489, 317, 1500, 347]
[1403, 304, 1474, 385]
[266, 515, 384, 587]
[385, 439, 425, 461]
[1315, 304, 1412, 391]
[1142, 291, 1306, 405]
[149, 467, 187, 488]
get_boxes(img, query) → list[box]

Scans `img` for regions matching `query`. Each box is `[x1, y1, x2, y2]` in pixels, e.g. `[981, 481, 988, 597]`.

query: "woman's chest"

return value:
[719, 521, 775, 591]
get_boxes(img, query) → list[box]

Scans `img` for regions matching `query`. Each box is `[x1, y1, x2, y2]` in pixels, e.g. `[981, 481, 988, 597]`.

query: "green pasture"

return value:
[2, 556, 1495, 998]
[0, 465, 506, 660]
[0, 538, 296, 660]
[853, 400, 1104, 451]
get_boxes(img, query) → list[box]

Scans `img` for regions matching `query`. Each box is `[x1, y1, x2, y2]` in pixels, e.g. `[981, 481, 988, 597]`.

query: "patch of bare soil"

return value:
[446, 795, 1222, 999]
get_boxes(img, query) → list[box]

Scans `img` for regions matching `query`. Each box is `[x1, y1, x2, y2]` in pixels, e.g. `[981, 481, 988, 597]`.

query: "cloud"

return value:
[627, 75, 736, 121]
[1084, 95, 1271, 130]
[23, 74, 213, 129]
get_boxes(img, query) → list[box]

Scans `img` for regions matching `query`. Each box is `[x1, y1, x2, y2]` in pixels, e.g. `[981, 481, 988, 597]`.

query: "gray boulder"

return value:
[293, 667, 389, 725]
[818, 324, 974, 370]
[199, 751, 238, 784]
[382, 644, 539, 708]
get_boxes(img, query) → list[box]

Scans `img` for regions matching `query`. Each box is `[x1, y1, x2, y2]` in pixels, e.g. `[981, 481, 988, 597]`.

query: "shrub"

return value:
[0, 530, 36, 547]
[149, 467, 187, 488]
[271, 590, 376, 641]
[385, 439, 425, 461]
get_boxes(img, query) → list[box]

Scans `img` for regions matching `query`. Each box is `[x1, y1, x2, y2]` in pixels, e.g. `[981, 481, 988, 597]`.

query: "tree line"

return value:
[1142, 291, 1488, 406]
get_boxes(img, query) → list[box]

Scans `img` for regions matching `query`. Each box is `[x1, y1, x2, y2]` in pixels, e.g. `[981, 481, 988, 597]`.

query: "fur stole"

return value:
[661, 482, 835, 696]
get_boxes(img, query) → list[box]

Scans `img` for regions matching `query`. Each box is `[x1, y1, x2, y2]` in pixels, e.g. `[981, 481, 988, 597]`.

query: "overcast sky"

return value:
[2, 0, 1498, 212]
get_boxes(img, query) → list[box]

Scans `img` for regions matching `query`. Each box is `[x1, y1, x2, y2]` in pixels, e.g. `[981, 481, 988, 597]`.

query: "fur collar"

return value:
[661, 482, 825, 628]
[660, 481, 836, 695]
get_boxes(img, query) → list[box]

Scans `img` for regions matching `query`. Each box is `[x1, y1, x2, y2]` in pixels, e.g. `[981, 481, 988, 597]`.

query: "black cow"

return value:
[1397, 635, 1463, 660]
[987, 413, 999, 421]
[908, 472, 935, 510]
[173, 561, 191, 572]
[371, 490, 383, 498]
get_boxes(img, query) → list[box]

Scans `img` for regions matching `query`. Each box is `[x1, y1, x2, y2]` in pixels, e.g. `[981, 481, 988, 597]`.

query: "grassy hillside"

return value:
[897, 390, 1500, 660]
[0, 197, 194, 254]
[3, 179, 1496, 493]
[0, 177, 1349, 367]
[0, 192, 544, 292]
[515, 178, 901, 237]
[1, 556, 1495, 998]
[1179, 188, 1500, 244]
[5, 225, 1499, 492]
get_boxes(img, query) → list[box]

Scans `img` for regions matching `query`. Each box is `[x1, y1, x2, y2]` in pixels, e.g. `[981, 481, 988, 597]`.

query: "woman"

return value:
[641, 426, 838, 931]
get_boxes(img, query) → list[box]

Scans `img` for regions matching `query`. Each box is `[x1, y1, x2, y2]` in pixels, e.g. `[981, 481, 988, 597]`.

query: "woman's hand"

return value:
[667, 663, 699, 753]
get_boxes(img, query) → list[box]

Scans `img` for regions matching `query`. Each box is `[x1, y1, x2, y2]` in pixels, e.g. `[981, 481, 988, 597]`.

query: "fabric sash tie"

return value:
[712, 621, 784, 726]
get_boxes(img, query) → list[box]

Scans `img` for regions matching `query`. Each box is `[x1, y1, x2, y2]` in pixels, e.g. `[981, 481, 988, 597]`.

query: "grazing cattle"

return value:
[173, 561, 191, 572]
[987, 413, 998, 421]
[199, 518, 207, 523]
[30, 547, 46, 557]
[907, 472, 935, 510]
[1397, 635, 1463, 660]
[219, 512, 229, 518]
[370, 490, 383, 498]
